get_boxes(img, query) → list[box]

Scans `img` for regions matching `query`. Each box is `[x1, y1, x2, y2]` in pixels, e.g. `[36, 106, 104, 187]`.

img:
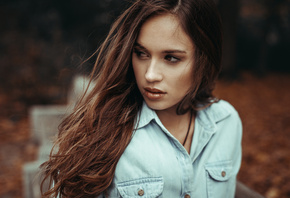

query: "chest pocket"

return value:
[205, 160, 235, 198]
[116, 177, 164, 198]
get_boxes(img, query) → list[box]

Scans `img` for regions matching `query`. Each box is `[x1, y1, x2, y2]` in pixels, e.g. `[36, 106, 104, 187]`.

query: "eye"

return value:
[133, 48, 149, 59]
[164, 55, 180, 63]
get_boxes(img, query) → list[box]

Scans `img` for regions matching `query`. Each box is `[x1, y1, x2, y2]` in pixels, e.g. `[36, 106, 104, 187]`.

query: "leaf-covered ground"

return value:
[215, 73, 290, 198]
[0, 72, 289, 198]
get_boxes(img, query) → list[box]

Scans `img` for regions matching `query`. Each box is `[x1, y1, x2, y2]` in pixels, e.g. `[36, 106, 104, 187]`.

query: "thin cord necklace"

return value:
[182, 110, 193, 146]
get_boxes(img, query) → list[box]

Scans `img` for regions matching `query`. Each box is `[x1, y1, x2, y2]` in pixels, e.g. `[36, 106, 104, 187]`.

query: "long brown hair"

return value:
[41, 0, 222, 197]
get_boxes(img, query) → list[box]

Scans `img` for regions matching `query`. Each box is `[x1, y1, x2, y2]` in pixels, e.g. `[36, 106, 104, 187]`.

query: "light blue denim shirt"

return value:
[100, 100, 242, 198]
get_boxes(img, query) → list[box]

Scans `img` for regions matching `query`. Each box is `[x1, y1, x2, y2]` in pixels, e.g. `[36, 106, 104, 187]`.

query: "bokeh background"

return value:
[0, 0, 290, 197]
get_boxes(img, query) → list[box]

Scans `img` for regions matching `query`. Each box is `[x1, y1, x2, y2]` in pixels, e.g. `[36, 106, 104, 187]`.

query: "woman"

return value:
[41, 0, 242, 197]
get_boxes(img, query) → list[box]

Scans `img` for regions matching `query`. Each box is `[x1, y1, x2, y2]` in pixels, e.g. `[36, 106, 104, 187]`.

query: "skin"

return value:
[132, 13, 196, 152]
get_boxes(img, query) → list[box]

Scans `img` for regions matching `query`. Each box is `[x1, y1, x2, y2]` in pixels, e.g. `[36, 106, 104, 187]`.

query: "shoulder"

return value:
[198, 100, 243, 151]
[205, 99, 240, 123]
[196, 99, 242, 139]
[205, 100, 243, 142]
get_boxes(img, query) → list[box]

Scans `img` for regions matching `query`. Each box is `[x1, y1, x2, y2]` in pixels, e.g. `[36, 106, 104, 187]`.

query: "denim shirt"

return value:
[100, 100, 242, 198]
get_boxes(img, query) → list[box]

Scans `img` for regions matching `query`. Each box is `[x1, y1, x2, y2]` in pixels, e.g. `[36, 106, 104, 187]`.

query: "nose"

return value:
[145, 59, 163, 82]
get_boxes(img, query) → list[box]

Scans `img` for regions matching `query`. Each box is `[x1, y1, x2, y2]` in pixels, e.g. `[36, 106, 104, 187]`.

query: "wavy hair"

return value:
[41, 0, 222, 197]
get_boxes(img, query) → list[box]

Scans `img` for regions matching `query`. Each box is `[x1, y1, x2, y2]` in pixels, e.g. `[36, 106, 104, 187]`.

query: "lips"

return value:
[144, 87, 166, 100]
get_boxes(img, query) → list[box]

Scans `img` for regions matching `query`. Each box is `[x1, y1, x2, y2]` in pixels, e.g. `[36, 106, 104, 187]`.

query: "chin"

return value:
[144, 100, 176, 112]
[144, 100, 164, 110]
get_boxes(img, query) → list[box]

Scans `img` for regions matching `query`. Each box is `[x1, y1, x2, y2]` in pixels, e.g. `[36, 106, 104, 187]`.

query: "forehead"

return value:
[137, 13, 194, 51]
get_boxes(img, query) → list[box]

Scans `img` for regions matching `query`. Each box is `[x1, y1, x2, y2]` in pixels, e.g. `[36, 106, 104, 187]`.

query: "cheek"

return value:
[175, 67, 193, 92]
[132, 57, 143, 82]
[183, 71, 193, 86]
[132, 56, 138, 75]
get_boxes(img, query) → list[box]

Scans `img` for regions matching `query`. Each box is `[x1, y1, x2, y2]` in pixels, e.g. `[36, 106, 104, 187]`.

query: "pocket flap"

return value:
[205, 160, 233, 181]
[117, 177, 164, 198]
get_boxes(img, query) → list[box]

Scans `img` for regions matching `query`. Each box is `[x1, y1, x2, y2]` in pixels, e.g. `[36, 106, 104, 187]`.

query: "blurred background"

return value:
[0, 0, 289, 197]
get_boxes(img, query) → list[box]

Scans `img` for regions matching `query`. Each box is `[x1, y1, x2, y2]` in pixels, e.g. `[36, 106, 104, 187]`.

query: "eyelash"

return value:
[133, 48, 181, 63]
[133, 49, 148, 58]
[164, 55, 180, 63]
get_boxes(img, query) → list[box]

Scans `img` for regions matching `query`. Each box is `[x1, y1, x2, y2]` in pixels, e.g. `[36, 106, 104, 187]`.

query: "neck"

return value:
[156, 107, 195, 153]
[156, 108, 192, 137]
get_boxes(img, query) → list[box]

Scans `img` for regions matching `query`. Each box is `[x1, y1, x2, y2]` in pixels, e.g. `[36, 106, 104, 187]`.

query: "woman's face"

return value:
[132, 13, 195, 113]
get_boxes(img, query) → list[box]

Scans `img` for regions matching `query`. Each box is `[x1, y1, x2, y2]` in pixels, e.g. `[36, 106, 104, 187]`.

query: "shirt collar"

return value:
[135, 102, 158, 129]
[196, 100, 231, 132]
[135, 100, 231, 130]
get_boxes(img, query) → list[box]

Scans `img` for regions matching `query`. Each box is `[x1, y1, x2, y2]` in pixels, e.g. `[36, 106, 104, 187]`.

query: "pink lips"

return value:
[144, 87, 166, 100]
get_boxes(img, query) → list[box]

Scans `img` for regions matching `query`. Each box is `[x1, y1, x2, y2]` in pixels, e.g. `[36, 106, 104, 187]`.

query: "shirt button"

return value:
[184, 194, 191, 198]
[138, 189, 144, 196]
[221, 171, 226, 177]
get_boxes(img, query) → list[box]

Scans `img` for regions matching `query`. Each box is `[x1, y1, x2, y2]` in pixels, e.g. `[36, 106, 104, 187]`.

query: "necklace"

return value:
[182, 110, 192, 146]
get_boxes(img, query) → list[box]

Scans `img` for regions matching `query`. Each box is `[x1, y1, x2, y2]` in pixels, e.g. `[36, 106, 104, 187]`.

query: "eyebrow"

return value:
[134, 42, 187, 54]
